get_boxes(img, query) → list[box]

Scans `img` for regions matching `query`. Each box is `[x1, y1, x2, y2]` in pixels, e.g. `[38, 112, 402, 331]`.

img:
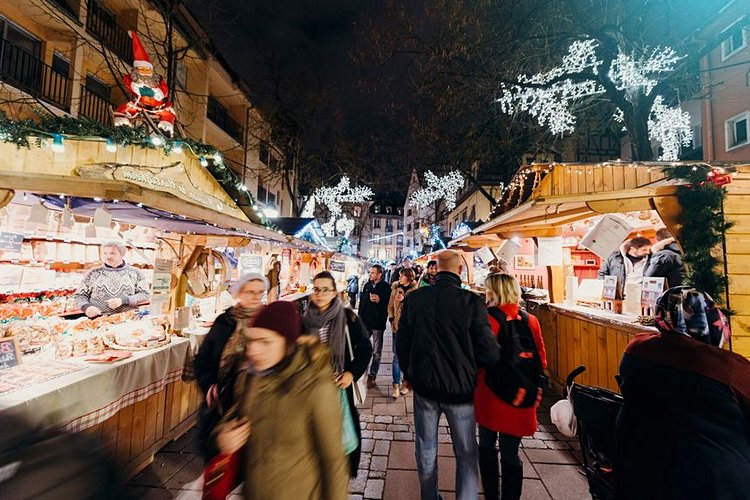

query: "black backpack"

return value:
[485, 307, 547, 408]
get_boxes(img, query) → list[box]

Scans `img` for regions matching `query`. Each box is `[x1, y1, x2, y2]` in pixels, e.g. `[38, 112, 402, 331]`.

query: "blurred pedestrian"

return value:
[616, 286, 749, 500]
[644, 227, 685, 288]
[303, 271, 373, 477]
[194, 273, 268, 459]
[387, 267, 417, 399]
[419, 259, 438, 287]
[397, 251, 500, 500]
[359, 264, 391, 388]
[346, 273, 360, 309]
[212, 301, 348, 499]
[476, 274, 547, 500]
[391, 257, 412, 284]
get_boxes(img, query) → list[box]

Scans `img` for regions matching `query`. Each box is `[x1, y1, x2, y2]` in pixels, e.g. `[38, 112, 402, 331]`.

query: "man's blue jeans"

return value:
[414, 392, 478, 500]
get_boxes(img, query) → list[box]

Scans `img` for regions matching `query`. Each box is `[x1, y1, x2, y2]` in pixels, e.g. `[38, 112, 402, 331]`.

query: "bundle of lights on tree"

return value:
[186, 249, 231, 298]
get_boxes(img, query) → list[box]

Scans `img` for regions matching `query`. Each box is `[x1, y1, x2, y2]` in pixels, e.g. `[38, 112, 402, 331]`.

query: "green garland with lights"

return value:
[660, 164, 733, 305]
[0, 111, 279, 231]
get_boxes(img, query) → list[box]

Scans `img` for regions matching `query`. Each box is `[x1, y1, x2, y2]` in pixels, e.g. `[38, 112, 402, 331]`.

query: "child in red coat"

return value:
[475, 273, 547, 500]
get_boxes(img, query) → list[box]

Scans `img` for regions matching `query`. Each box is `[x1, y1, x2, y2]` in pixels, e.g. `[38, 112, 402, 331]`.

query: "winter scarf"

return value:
[654, 286, 731, 347]
[302, 297, 347, 373]
[217, 305, 262, 381]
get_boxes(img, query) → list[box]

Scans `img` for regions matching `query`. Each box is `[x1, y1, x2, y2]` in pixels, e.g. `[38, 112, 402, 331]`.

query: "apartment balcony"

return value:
[79, 85, 113, 125]
[0, 39, 70, 111]
[207, 96, 244, 143]
[86, 0, 132, 62]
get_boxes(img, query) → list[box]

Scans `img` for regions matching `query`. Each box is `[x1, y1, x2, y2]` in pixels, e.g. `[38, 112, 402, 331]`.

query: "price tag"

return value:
[0, 337, 21, 370]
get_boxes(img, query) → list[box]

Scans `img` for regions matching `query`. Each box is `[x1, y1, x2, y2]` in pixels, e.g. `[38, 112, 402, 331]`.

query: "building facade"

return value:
[0, 0, 293, 216]
[360, 197, 404, 262]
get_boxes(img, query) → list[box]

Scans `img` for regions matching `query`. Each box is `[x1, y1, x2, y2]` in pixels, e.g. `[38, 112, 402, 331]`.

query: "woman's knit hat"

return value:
[228, 273, 269, 298]
[251, 301, 301, 344]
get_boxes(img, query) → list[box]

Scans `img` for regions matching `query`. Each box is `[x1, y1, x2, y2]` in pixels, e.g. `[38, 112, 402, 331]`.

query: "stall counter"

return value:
[0, 337, 199, 480]
[529, 302, 656, 394]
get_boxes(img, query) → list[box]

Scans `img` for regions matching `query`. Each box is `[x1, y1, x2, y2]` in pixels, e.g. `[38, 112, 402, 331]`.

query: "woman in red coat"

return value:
[475, 273, 547, 500]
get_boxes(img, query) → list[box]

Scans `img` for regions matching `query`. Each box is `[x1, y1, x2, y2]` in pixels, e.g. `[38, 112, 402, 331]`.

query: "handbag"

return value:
[340, 389, 359, 455]
[344, 324, 367, 405]
[550, 394, 577, 438]
[202, 374, 259, 500]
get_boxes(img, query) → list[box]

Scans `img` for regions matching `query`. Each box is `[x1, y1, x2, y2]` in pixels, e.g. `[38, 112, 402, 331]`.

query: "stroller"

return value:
[563, 366, 623, 500]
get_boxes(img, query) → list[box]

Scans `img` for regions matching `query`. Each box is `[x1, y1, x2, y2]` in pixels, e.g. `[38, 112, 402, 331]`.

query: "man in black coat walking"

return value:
[397, 251, 500, 500]
[359, 264, 392, 387]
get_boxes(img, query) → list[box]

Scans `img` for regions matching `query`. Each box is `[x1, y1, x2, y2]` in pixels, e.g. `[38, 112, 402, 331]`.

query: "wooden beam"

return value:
[534, 185, 678, 206]
[586, 197, 653, 213]
[494, 227, 562, 239]
[486, 206, 593, 233]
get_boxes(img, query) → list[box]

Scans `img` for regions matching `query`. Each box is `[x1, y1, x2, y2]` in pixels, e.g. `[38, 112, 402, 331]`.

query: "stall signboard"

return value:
[537, 236, 564, 266]
[240, 255, 263, 274]
[330, 260, 346, 272]
[0, 232, 23, 252]
[151, 258, 173, 311]
[476, 246, 496, 265]
[0, 337, 21, 370]
[496, 239, 521, 264]
[641, 277, 666, 316]
[580, 215, 632, 259]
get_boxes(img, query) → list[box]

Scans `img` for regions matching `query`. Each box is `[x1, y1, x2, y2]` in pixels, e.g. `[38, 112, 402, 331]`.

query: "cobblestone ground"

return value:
[127, 327, 592, 499]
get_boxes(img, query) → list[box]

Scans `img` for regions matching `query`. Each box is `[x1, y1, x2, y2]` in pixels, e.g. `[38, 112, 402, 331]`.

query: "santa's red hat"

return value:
[129, 30, 152, 70]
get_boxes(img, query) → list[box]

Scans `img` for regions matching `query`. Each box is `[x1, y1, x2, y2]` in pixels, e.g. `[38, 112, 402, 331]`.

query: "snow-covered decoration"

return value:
[335, 215, 355, 238]
[409, 170, 464, 211]
[648, 96, 692, 161]
[497, 39, 690, 154]
[451, 222, 472, 240]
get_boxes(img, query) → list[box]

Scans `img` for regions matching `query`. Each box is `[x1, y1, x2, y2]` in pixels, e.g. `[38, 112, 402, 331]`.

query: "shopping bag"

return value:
[340, 389, 359, 455]
[202, 451, 241, 500]
[345, 324, 367, 406]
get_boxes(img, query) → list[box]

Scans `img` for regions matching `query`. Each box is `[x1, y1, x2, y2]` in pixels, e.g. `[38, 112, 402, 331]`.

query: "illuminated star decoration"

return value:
[313, 176, 373, 237]
[496, 40, 691, 160]
[409, 170, 464, 211]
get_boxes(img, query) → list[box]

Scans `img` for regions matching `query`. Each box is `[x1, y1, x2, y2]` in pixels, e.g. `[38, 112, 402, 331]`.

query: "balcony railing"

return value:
[86, 0, 132, 62]
[0, 39, 70, 110]
[79, 85, 112, 125]
[207, 96, 244, 143]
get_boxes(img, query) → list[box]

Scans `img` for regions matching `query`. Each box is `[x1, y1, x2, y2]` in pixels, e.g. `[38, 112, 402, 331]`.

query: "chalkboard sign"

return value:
[0, 337, 21, 370]
[0, 232, 23, 252]
[329, 260, 346, 272]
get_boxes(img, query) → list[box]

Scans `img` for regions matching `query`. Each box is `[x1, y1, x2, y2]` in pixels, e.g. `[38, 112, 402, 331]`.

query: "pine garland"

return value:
[661, 164, 733, 303]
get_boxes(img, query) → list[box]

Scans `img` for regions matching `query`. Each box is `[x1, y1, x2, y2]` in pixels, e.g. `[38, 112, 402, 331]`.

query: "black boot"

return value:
[500, 460, 523, 500]
[478, 447, 499, 500]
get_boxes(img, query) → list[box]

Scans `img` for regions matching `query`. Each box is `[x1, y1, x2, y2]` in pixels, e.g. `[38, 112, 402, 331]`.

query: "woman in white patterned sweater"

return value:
[73, 241, 150, 318]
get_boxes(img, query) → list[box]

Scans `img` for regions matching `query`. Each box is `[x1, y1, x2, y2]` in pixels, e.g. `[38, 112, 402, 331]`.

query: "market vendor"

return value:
[597, 236, 652, 298]
[73, 241, 150, 318]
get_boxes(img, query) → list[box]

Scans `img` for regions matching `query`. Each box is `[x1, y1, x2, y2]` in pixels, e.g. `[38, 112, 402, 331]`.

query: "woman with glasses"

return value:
[302, 271, 373, 477]
[193, 273, 268, 458]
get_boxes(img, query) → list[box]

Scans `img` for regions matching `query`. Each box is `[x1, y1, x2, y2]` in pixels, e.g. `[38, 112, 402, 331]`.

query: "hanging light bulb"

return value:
[150, 134, 164, 146]
[172, 140, 183, 154]
[199, 156, 208, 167]
[105, 138, 117, 153]
[51, 134, 65, 153]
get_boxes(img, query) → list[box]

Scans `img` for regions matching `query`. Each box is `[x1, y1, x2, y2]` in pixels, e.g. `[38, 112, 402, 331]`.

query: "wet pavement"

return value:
[126, 327, 592, 499]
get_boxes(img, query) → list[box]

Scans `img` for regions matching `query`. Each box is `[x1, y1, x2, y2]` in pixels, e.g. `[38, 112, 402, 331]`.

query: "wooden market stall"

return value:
[0, 140, 298, 479]
[465, 161, 750, 393]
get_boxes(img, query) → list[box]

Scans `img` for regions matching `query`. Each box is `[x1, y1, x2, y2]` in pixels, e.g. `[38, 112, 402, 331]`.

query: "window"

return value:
[469, 205, 476, 221]
[85, 74, 110, 100]
[259, 141, 270, 165]
[385, 222, 393, 233]
[353, 206, 361, 217]
[5, 22, 41, 57]
[258, 184, 268, 203]
[407, 239, 411, 248]
[407, 223, 412, 232]
[52, 53, 69, 77]
[386, 236, 392, 245]
[397, 235, 403, 246]
[373, 233, 381, 242]
[280, 198, 284, 216]
[385, 206, 392, 214]
[373, 218, 381, 229]
[726, 111, 749, 150]
[397, 207, 403, 215]
[691, 125, 702, 150]
[397, 220, 403, 230]
[267, 191, 276, 206]
[175, 60, 188, 91]
[353, 226, 360, 236]
[407, 208, 412, 217]
[373, 204, 381, 214]
[722, 23, 747, 61]
[415, 221, 421, 229]
[385, 249, 392, 259]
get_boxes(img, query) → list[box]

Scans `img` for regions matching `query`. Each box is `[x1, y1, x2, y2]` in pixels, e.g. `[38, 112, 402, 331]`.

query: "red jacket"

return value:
[474, 303, 547, 437]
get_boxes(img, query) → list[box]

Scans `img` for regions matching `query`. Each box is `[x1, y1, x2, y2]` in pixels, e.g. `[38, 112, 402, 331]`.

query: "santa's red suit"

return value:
[113, 31, 176, 134]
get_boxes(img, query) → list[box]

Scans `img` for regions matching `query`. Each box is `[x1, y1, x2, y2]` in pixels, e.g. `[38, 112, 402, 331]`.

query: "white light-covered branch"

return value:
[409, 170, 464, 211]
[648, 96, 692, 161]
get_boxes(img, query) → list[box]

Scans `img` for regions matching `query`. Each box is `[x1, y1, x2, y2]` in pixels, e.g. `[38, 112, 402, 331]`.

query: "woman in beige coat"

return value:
[387, 268, 418, 399]
[214, 301, 348, 500]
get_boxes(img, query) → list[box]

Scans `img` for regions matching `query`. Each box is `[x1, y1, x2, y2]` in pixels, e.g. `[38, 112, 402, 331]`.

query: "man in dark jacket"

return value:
[397, 251, 500, 500]
[597, 236, 652, 298]
[644, 227, 685, 288]
[359, 264, 392, 387]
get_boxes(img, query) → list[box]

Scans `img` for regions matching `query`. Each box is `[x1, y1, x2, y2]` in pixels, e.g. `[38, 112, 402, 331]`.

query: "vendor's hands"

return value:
[106, 298, 123, 310]
[216, 417, 251, 455]
[334, 371, 354, 389]
[206, 384, 219, 408]
[85, 306, 102, 318]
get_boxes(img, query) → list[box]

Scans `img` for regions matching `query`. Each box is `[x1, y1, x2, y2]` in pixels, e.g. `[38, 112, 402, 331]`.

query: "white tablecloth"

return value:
[0, 337, 189, 432]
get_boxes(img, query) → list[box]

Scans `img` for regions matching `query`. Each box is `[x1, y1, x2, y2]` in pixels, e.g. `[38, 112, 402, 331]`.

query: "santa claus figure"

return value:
[113, 31, 176, 136]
